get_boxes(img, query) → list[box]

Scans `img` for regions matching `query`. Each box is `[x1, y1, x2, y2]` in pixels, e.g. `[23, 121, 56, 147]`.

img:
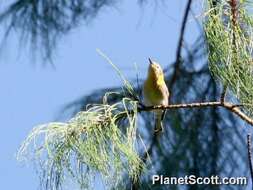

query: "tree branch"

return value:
[220, 84, 227, 103]
[247, 134, 253, 188]
[138, 101, 253, 126]
[220, 0, 238, 103]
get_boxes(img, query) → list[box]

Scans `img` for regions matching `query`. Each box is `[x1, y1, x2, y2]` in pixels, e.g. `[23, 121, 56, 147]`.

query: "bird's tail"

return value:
[155, 110, 164, 133]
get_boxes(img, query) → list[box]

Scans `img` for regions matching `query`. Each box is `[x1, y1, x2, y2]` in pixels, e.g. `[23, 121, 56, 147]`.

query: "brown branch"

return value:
[230, 0, 237, 28]
[247, 134, 253, 188]
[138, 101, 253, 126]
[220, 84, 227, 103]
[220, 0, 238, 103]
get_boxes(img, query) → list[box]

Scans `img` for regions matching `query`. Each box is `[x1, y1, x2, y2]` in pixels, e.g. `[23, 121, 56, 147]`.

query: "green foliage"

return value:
[205, 0, 253, 114]
[17, 57, 143, 190]
[17, 95, 143, 190]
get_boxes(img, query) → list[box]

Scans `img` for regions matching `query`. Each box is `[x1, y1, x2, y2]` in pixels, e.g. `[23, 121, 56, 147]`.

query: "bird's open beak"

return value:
[148, 58, 153, 65]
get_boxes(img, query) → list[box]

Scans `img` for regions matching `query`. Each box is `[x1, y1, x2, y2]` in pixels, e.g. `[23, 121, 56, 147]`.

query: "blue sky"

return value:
[0, 1, 200, 189]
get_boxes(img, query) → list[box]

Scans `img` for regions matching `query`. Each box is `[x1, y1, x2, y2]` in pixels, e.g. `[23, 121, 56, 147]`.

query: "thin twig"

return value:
[247, 134, 253, 189]
[220, 84, 227, 103]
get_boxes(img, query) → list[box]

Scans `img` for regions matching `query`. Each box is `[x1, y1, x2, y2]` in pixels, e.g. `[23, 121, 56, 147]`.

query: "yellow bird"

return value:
[143, 58, 169, 132]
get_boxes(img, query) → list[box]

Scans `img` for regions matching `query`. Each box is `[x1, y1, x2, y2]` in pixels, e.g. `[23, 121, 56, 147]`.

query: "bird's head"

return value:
[148, 58, 164, 79]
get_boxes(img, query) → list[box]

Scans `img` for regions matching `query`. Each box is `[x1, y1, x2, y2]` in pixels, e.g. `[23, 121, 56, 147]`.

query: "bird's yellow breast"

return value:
[143, 75, 165, 105]
[157, 74, 165, 86]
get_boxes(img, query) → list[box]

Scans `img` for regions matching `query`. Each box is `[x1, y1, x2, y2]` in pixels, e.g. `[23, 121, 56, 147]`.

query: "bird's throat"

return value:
[157, 75, 164, 86]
